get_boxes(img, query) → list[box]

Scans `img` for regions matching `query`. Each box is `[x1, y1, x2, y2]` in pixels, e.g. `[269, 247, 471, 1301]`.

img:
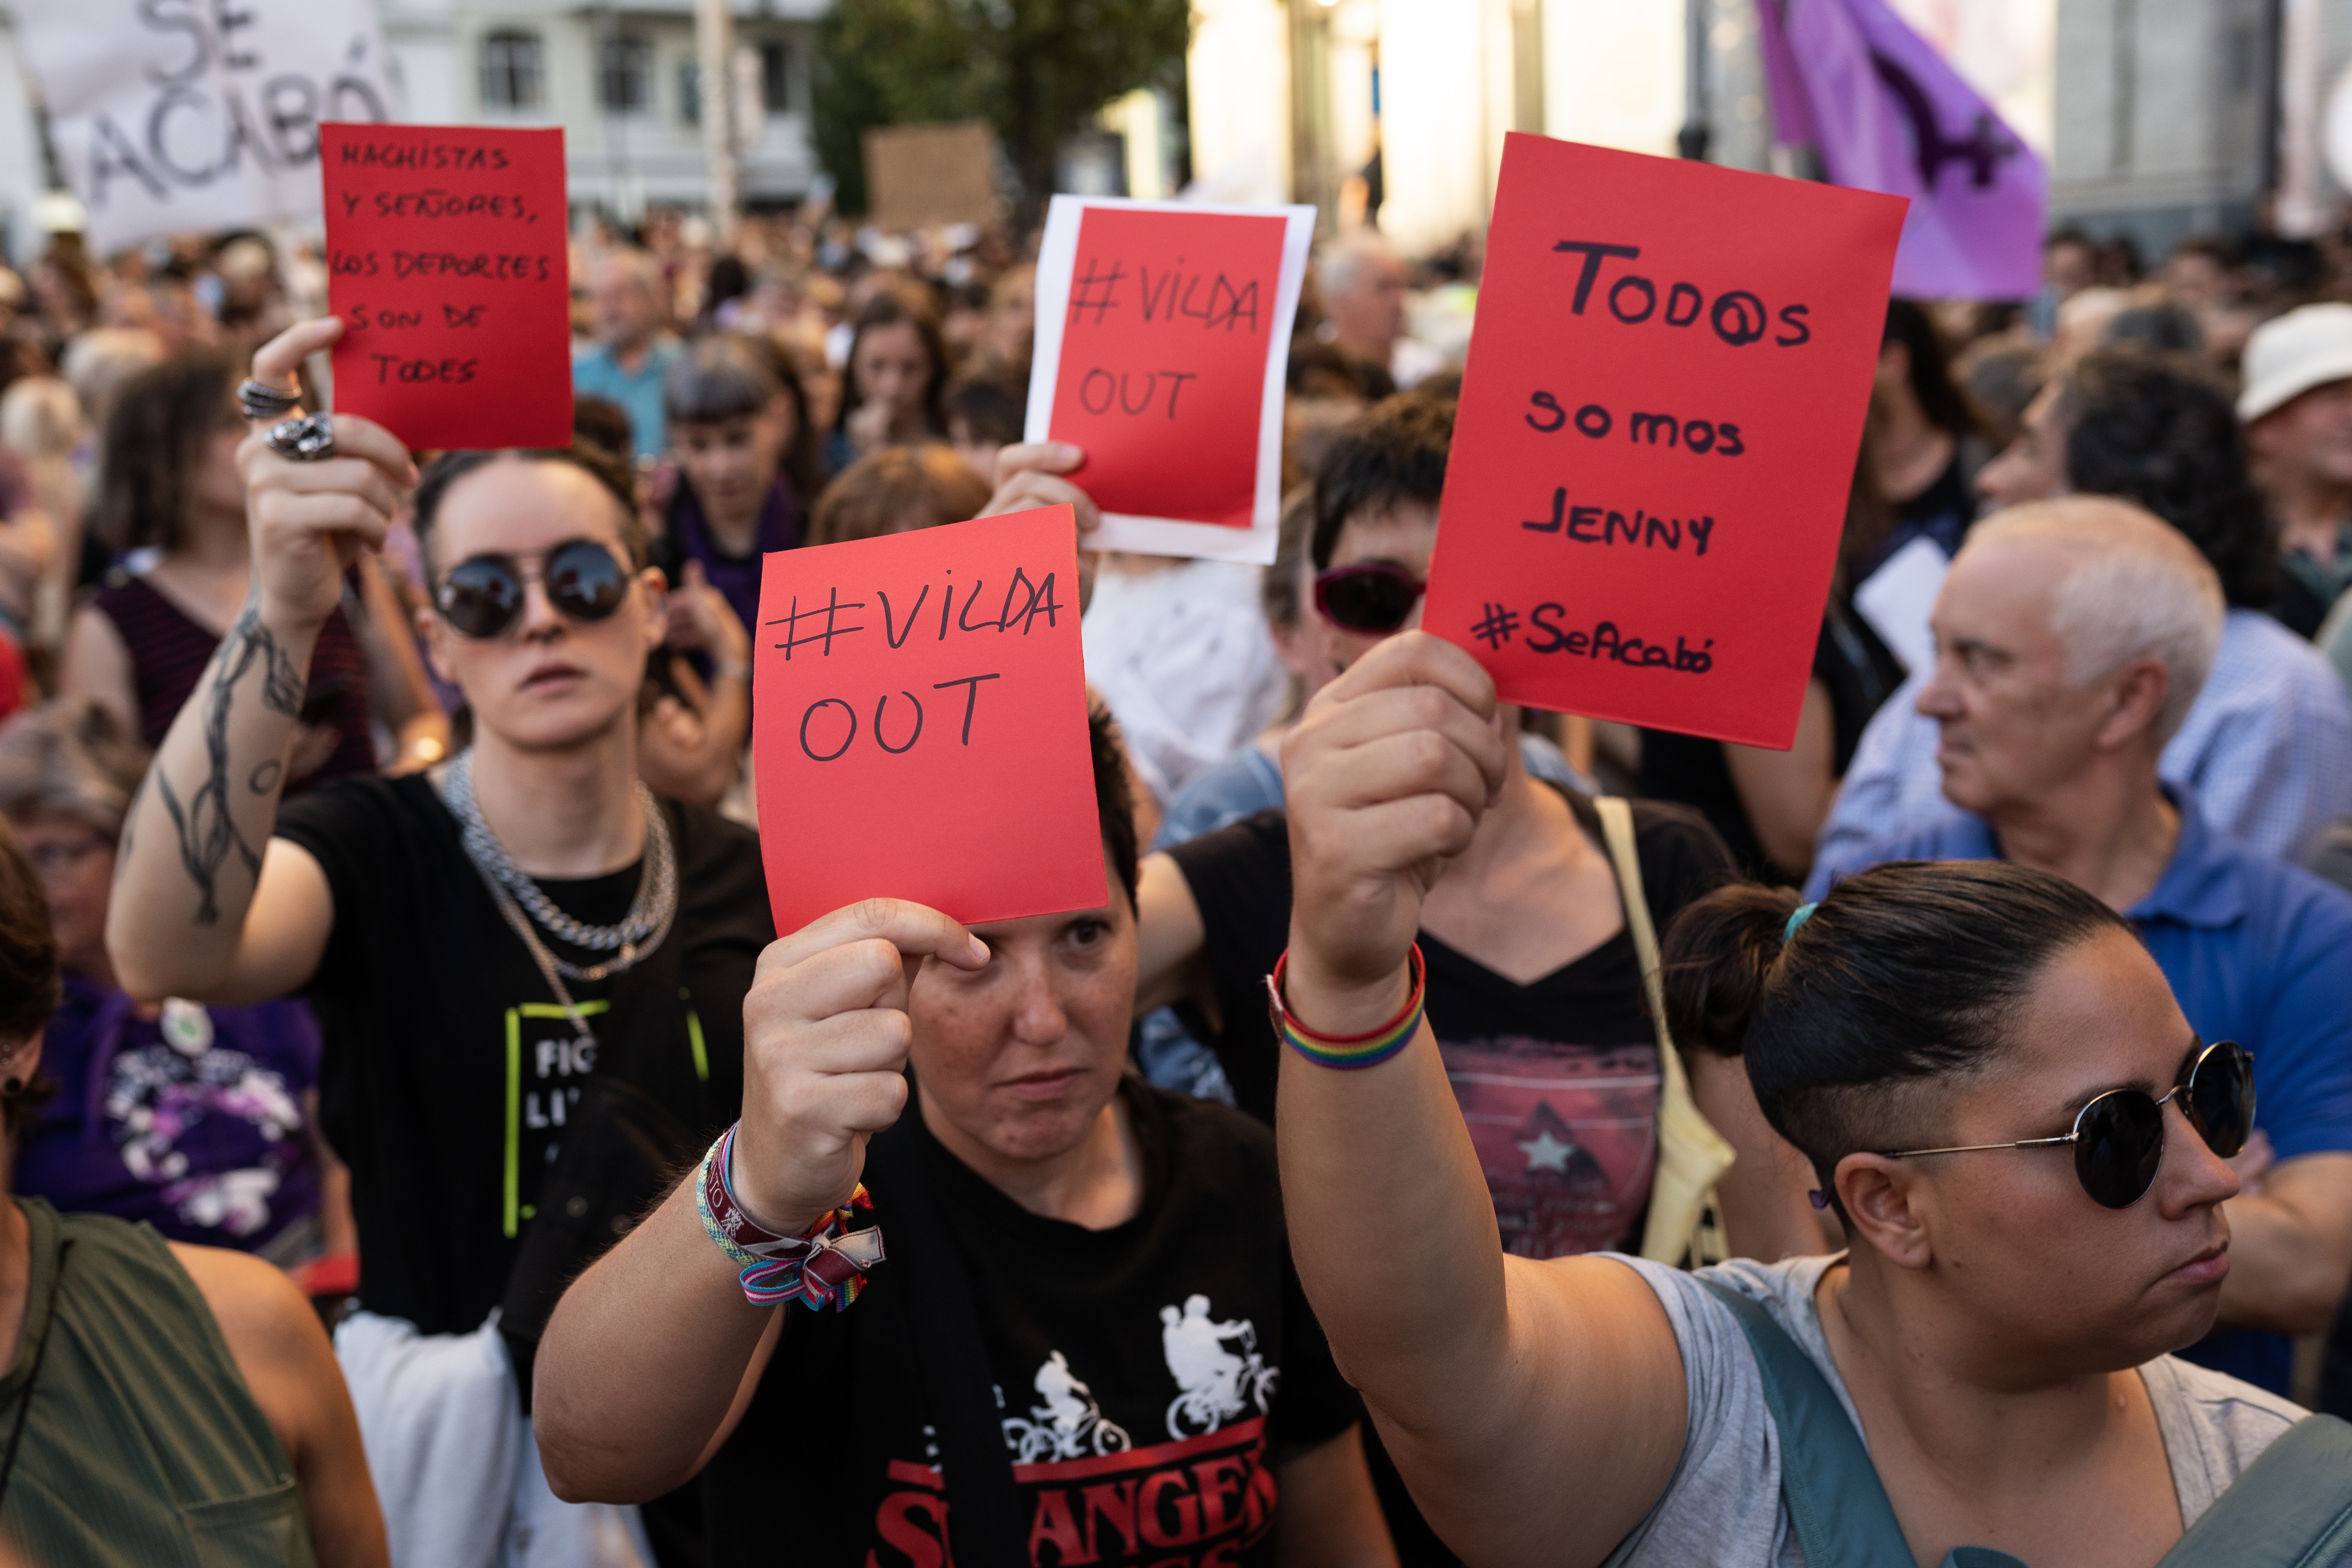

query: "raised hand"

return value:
[730, 900, 990, 1231]
[237, 318, 417, 632]
[1279, 631, 1507, 1016]
[662, 558, 750, 668]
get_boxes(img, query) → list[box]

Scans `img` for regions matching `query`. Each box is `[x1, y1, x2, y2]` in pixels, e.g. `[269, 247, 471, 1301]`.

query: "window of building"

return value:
[679, 59, 701, 125]
[759, 40, 791, 116]
[599, 32, 652, 113]
[479, 29, 544, 112]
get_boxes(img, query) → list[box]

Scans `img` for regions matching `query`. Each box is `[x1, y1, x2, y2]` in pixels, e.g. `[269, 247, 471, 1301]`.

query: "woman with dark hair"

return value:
[58, 348, 441, 787]
[1263, 629, 2341, 1567]
[659, 334, 819, 637]
[0, 826, 387, 1566]
[106, 318, 774, 1565]
[1871, 299, 1988, 566]
[826, 291, 948, 476]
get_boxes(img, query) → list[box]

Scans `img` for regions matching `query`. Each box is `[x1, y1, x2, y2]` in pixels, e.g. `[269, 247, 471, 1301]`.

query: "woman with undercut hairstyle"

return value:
[1263, 628, 2350, 1568]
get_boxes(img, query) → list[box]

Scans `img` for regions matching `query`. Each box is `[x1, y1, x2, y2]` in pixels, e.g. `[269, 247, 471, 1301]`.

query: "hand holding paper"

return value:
[1025, 197, 1313, 563]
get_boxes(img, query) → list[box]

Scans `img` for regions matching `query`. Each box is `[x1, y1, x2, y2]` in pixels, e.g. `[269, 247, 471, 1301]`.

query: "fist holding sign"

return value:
[1424, 135, 1905, 748]
[753, 508, 1105, 936]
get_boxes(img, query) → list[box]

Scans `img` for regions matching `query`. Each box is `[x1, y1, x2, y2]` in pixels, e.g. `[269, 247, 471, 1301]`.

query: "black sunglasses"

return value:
[1314, 562, 1426, 635]
[436, 539, 632, 640]
[1878, 1039, 2254, 1210]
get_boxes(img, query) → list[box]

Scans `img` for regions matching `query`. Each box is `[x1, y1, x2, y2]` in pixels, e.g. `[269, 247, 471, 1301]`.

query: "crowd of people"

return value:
[0, 198, 2348, 1567]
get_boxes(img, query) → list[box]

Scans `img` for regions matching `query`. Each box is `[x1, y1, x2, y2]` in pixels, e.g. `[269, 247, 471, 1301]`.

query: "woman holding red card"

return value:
[104, 317, 774, 1568]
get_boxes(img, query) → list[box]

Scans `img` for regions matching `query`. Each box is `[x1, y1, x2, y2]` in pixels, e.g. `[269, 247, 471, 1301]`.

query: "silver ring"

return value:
[238, 377, 300, 421]
[265, 413, 336, 462]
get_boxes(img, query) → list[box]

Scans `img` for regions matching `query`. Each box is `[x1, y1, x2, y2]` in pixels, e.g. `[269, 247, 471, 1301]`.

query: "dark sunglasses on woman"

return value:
[436, 539, 633, 640]
[1877, 1038, 2254, 1210]
[1313, 561, 1426, 635]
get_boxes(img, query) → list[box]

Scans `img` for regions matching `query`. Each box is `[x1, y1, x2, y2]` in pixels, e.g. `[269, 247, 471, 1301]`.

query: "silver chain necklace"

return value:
[441, 750, 678, 981]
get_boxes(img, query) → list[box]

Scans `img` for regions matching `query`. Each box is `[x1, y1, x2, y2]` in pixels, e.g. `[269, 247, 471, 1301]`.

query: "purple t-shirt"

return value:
[16, 972, 323, 1253]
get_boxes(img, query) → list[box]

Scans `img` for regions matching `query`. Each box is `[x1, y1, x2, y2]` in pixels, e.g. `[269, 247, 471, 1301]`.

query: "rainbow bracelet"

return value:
[693, 1122, 884, 1311]
[1265, 944, 1427, 1069]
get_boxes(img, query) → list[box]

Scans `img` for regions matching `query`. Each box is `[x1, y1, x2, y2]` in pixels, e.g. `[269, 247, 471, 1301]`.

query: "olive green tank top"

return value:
[0, 1198, 316, 1567]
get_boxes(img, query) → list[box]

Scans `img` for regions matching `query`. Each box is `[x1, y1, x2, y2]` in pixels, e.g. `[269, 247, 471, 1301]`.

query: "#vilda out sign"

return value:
[753, 507, 1105, 936]
[1026, 196, 1314, 564]
[1423, 134, 1906, 748]
[322, 123, 573, 451]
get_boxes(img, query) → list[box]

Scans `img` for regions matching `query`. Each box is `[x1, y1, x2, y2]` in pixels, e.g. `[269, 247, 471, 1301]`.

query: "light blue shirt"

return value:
[1815, 609, 2352, 868]
[1808, 786, 2352, 1396]
[572, 338, 683, 461]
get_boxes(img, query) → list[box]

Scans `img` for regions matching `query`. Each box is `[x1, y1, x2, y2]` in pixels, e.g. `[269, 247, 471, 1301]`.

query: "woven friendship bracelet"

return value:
[694, 1122, 885, 1311]
[1265, 944, 1427, 1070]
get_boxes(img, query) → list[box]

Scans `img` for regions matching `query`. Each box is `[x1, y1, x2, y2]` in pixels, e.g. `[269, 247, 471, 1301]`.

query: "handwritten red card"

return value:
[1026, 196, 1312, 563]
[321, 123, 572, 450]
[1421, 135, 1906, 748]
[753, 507, 1107, 936]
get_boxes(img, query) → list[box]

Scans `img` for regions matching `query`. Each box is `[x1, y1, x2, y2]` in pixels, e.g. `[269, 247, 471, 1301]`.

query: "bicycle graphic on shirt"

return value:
[1161, 1295, 1278, 1440]
[1000, 1350, 1133, 1462]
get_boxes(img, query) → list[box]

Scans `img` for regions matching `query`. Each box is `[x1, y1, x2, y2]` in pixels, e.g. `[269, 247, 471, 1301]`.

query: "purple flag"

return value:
[1755, 0, 2045, 300]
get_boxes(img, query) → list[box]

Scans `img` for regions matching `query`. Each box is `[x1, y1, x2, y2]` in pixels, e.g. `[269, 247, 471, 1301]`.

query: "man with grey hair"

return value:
[1316, 234, 1442, 389]
[572, 249, 680, 459]
[1809, 495, 2352, 1399]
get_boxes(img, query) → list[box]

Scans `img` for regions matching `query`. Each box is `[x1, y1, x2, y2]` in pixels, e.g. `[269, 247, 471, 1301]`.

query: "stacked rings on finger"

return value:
[265, 413, 337, 463]
[237, 379, 301, 421]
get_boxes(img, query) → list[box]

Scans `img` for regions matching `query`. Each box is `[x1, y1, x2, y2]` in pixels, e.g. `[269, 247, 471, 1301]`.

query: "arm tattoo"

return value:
[156, 601, 308, 923]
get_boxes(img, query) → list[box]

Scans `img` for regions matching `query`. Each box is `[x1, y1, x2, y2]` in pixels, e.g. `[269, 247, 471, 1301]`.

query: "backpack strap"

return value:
[1693, 1276, 1918, 1568]
[1593, 796, 1735, 1265]
[2154, 1414, 2352, 1568]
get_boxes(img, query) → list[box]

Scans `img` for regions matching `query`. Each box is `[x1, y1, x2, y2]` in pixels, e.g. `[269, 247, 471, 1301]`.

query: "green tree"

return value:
[814, 0, 1191, 221]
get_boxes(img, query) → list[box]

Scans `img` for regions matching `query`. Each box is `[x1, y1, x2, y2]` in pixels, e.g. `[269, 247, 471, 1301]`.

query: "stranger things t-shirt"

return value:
[703, 1079, 1361, 1567]
[1167, 790, 1734, 1258]
[276, 772, 771, 1335]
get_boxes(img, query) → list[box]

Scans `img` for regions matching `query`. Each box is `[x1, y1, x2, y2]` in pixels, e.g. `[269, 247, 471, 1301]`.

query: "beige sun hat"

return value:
[2238, 303, 2352, 423]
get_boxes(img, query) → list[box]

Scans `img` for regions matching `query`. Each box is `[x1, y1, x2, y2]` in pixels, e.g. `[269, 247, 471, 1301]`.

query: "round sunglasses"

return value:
[1314, 562, 1426, 635]
[1877, 1039, 2254, 1209]
[436, 539, 632, 640]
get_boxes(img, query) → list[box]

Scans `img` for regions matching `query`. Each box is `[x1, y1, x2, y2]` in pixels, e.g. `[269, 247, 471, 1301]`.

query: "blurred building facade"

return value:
[1188, 0, 2352, 267]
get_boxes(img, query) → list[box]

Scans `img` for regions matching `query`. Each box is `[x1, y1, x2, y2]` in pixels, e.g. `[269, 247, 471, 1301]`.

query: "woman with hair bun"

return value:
[1265, 629, 2348, 1568]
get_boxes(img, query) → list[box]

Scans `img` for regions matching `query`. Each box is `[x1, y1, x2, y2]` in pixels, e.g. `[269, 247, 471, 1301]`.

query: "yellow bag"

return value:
[1593, 796, 1736, 1267]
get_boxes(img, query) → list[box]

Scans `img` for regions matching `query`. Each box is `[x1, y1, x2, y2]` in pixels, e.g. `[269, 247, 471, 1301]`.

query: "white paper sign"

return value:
[13, 0, 392, 254]
[1853, 534, 1951, 677]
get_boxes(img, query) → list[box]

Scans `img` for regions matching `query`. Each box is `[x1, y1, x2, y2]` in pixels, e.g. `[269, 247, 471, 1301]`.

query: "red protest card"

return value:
[1421, 135, 1906, 748]
[752, 507, 1106, 936]
[1026, 196, 1313, 564]
[321, 123, 572, 450]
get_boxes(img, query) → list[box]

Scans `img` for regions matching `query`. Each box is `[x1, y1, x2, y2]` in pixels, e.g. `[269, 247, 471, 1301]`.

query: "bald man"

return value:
[1810, 497, 2352, 1398]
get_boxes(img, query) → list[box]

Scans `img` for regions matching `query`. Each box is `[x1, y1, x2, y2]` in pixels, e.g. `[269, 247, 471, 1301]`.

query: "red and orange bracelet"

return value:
[1265, 943, 1427, 1069]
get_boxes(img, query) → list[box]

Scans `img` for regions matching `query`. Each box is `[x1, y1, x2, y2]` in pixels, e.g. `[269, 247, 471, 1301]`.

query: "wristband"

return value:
[695, 1122, 885, 1311]
[1265, 944, 1426, 1070]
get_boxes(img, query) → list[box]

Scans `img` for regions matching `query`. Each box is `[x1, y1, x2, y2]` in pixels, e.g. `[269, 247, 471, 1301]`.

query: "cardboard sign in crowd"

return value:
[1026, 196, 1315, 564]
[1423, 134, 1906, 749]
[322, 122, 574, 451]
[751, 507, 1106, 935]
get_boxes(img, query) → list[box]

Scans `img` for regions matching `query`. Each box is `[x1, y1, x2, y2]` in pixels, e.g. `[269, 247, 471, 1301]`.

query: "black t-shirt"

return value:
[1167, 789, 1734, 1258]
[705, 1078, 1360, 1567]
[1639, 597, 1904, 882]
[276, 773, 772, 1334]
